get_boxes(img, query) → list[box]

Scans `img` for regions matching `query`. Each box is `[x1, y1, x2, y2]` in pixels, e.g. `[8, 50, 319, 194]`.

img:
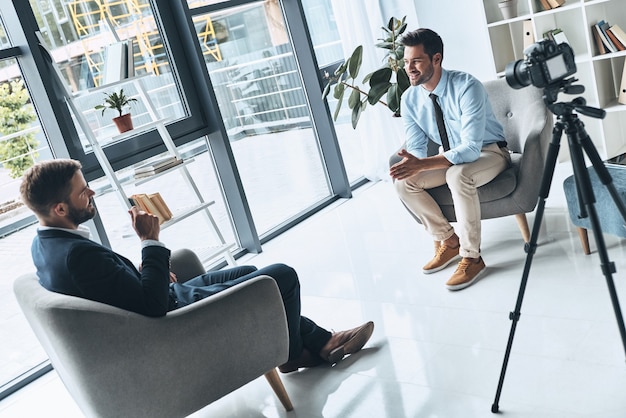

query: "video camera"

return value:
[505, 39, 576, 89]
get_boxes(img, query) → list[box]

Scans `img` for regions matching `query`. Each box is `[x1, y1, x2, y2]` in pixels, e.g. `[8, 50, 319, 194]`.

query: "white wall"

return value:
[411, 0, 497, 81]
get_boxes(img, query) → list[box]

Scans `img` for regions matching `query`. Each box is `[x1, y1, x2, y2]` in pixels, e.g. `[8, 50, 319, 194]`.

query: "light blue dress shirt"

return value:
[400, 69, 505, 165]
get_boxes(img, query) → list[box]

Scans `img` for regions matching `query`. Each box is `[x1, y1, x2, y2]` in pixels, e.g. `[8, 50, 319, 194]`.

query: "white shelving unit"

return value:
[482, 0, 626, 160]
[38, 30, 236, 267]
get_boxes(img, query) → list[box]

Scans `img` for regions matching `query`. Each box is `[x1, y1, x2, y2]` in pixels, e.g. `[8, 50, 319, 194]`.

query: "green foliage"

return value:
[0, 80, 39, 179]
[94, 88, 138, 118]
[322, 16, 410, 128]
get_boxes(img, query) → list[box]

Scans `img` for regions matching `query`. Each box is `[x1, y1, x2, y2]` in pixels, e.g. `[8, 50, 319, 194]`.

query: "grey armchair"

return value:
[390, 78, 552, 242]
[13, 249, 293, 417]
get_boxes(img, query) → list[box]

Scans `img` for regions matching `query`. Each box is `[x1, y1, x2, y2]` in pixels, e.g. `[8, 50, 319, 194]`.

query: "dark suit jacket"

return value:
[32, 229, 172, 317]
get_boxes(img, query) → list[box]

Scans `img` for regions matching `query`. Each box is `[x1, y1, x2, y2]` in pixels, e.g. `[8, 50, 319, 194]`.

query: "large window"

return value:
[0, 37, 55, 395]
[0, 0, 356, 397]
[191, 1, 332, 235]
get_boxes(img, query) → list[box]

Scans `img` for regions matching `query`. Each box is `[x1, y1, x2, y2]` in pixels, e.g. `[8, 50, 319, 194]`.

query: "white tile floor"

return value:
[4, 163, 626, 418]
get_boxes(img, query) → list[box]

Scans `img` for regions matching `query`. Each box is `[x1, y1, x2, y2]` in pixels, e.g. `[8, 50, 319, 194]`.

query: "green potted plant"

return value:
[322, 16, 410, 129]
[94, 88, 138, 133]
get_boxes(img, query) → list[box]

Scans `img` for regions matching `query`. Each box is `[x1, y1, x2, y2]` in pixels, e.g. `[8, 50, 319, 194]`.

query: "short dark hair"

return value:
[401, 28, 444, 61]
[20, 159, 83, 218]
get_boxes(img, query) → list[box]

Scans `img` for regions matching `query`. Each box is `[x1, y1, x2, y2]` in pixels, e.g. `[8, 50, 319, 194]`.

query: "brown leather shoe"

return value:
[278, 348, 323, 373]
[319, 321, 374, 364]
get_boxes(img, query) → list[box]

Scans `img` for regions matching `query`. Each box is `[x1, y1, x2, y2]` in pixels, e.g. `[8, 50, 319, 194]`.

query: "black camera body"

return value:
[505, 39, 576, 89]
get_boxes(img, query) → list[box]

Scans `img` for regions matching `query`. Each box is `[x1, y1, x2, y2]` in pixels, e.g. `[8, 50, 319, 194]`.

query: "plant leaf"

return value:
[387, 84, 403, 114]
[351, 99, 365, 128]
[397, 68, 410, 92]
[333, 82, 345, 100]
[322, 82, 331, 99]
[370, 67, 392, 85]
[368, 81, 391, 105]
[348, 88, 361, 109]
[348, 45, 363, 79]
[333, 93, 343, 121]
[375, 41, 394, 50]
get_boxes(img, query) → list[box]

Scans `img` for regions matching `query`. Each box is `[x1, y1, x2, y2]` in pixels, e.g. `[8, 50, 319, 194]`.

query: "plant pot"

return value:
[498, 0, 518, 20]
[112, 113, 134, 133]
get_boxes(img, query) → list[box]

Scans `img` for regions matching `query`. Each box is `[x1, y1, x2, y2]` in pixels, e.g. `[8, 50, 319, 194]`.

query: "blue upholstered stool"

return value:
[563, 165, 626, 254]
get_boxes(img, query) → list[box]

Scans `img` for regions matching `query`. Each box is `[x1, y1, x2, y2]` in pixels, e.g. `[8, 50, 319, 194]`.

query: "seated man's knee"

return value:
[261, 263, 300, 290]
[446, 166, 474, 190]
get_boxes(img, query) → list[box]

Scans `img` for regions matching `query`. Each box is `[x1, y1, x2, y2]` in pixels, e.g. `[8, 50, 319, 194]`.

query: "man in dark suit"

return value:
[20, 159, 374, 373]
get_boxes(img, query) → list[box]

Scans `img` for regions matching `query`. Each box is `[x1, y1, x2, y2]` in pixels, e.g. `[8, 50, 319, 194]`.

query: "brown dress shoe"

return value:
[278, 348, 323, 373]
[319, 321, 374, 364]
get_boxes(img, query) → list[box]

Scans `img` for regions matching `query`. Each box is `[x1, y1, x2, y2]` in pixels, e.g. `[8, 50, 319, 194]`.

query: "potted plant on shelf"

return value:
[498, 0, 518, 20]
[95, 88, 138, 133]
[321, 16, 410, 129]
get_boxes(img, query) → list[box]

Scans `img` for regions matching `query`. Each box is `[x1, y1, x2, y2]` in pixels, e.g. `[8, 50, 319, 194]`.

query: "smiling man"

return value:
[390, 28, 511, 290]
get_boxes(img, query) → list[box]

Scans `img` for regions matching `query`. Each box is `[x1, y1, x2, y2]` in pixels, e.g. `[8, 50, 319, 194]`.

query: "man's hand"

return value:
[128, 206, 160, 241]
[390, 149, 453, 180]
[390, 149, 423, 180]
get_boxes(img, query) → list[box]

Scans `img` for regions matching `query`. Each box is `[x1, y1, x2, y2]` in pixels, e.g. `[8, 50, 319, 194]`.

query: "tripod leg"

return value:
[570, 117, 626, 358]
[491, 122, 564, 413]
[578, 120, 626, 224]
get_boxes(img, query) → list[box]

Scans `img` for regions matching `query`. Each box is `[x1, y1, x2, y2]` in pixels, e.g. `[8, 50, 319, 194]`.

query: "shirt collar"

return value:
[429, 68, 449, 98]
[38, 224, 92, 239]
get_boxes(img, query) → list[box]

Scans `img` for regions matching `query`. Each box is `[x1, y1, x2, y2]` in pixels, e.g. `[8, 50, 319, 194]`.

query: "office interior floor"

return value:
[4, 162, 626, 418]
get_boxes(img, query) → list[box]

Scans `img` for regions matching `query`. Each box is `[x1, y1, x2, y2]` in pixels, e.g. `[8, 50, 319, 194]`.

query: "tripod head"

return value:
[543, 77, 606, 120]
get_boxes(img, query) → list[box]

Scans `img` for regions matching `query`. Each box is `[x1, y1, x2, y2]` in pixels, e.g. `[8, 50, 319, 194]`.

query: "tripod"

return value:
[491, 78, 626, 413]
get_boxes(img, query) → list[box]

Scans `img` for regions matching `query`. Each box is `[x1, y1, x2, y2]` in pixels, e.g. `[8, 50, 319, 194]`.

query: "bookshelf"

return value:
[38, 29, 236, 267]
[482, 0, 626, 161]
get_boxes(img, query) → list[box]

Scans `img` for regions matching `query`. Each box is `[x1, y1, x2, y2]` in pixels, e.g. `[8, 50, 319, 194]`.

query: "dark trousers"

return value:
[171, 263, 331, 360]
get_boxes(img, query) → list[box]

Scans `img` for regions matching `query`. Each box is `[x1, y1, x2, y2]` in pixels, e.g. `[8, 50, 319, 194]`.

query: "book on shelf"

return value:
[609, 25, 626, 49]
[543, 28, 569, 45]
[592, 24, 608, 55]
[538, 0, 552, 11]
[129, 193, 172, 224]
[546, 0, 565, 9]
[598, 20, 618, 53]
[134, 156, 183, 178]
[619, 61, 626, 106]
[606, 29, 626, 51]
[102, 39, 134, 85]
[523, 20, 535, 50]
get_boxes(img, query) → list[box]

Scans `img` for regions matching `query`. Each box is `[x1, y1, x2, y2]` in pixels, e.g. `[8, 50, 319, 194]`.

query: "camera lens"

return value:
[505, 60, 531, 89]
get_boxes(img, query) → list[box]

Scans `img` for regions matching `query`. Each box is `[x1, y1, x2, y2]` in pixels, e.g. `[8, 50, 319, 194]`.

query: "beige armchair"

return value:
[13, 249, 293, 417]
[390, 78, 552, 242]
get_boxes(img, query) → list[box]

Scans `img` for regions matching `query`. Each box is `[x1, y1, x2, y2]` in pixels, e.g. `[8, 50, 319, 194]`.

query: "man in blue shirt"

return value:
[390, 28, 510, 290]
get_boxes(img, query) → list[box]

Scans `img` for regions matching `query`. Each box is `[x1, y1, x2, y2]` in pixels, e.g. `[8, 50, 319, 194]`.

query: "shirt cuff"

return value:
[141, 239, 166, 249]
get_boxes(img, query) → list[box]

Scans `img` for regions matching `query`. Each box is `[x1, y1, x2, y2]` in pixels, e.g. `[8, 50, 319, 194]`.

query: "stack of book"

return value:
[128, 192, 173, 224]
[543, 28, 569, 45]
[538, 0, 564, 11]
[592, 21, 626, 55]
[134, 156, 183, 179]
[103, 39, 135, 85]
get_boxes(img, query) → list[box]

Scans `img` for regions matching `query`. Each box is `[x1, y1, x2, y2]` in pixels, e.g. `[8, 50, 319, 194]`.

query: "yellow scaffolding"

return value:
[67, 0, 222, 86]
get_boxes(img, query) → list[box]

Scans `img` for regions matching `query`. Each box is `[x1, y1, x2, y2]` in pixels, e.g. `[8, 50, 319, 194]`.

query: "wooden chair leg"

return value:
[264, 368, 293, 411]
[515, 213, 531, 243]
[577, 227, 591, 255]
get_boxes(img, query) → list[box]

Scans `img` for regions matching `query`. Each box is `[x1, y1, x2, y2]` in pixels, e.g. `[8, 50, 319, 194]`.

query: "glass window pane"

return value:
[31, 0, 186, 154]
[303, 0, 406, 183]
[192, 1, 332, 235]
[90, 137, 237, 266]
[0, 57, 55, 387]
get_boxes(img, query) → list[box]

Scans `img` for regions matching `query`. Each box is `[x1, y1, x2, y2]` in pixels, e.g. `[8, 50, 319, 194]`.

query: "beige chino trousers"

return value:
[395, 143, 511, 259]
